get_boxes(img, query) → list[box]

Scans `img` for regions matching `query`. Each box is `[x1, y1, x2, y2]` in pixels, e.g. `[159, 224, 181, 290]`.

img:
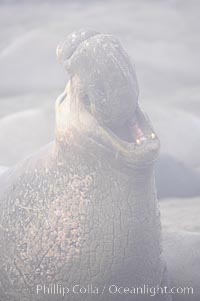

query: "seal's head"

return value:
[56, 29, 159, 167]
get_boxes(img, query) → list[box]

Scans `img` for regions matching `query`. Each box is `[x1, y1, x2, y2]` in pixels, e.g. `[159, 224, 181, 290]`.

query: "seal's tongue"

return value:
[132, 122, 146, 145]
[132, 123, 144, 139]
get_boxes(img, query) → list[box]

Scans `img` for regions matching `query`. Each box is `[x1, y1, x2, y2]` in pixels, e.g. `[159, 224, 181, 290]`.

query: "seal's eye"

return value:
[82, 94, 90, 107]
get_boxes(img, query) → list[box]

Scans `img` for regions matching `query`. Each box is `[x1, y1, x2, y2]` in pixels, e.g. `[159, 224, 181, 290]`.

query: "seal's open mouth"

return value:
[84, 105, 160, 167]
[105, 104, 159, 153]
[111, 106, 155, 145]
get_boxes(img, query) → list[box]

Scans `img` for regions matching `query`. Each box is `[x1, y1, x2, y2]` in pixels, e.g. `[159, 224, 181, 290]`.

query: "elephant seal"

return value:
[0, 29, 171, 301]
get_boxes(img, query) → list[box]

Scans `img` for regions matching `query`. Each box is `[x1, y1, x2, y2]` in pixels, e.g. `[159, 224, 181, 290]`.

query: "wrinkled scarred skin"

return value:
[0, 30, 171, 301]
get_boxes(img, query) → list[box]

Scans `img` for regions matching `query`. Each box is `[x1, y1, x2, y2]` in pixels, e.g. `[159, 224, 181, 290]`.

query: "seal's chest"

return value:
[0, 162, 159, 297]
[0, 169, 91, 286]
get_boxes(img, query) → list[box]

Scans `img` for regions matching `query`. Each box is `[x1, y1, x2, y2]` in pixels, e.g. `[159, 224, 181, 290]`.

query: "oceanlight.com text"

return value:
[36, 283, 194, 297]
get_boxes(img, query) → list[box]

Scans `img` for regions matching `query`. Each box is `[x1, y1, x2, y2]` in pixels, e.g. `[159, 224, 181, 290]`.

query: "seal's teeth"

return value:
[151, 133, 156, 139]
[136, 136, 147, 145]
[136, 139, 141, 145]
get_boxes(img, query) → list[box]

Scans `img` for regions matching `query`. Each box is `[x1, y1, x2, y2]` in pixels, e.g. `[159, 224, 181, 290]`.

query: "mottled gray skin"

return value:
[0, 30, 171, 301]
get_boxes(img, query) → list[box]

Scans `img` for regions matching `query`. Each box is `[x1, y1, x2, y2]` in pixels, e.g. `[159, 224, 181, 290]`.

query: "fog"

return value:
[0, 1, 200, 201]
[0, 3, 200, 301]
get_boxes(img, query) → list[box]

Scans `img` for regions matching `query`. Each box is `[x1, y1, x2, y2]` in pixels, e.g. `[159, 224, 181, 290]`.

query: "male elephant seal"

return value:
[0, 29, 171, 301]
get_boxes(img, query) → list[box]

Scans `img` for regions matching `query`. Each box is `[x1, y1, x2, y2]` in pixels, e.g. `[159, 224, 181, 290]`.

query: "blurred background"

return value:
[0, 0, 200, 231]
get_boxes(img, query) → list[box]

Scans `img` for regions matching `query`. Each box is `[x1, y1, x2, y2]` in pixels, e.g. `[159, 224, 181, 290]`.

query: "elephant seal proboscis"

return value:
[0, 29, 171, 301]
